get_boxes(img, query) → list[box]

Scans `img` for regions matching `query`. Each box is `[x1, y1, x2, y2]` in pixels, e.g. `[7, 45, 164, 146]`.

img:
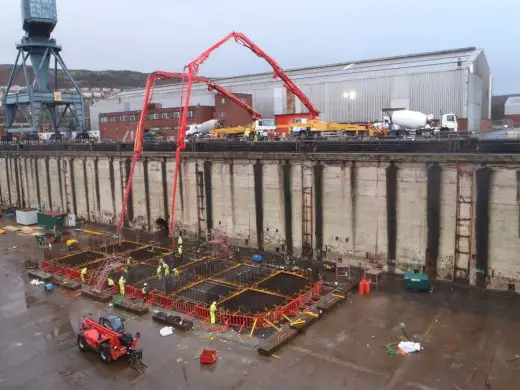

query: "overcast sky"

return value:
[0, 0, 517, 94]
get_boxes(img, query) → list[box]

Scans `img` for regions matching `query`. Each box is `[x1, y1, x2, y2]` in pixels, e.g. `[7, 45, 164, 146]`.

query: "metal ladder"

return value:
[302, 166, 313, 256]
[196, 170, 206, 240]
[92, 256, 124, 293]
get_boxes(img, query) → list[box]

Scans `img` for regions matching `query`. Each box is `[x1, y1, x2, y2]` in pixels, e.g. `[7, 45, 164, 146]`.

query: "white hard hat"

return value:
[212, 301, 216, 305]
[144, 283, 148, 286]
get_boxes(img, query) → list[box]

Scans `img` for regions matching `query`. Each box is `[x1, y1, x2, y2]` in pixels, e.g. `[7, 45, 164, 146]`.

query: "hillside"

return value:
[0, 64, 149, 89]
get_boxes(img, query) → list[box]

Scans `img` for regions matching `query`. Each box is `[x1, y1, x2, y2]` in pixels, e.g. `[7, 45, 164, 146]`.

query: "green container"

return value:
[37, 212, 66, 229]
[404, 272, 430, 291]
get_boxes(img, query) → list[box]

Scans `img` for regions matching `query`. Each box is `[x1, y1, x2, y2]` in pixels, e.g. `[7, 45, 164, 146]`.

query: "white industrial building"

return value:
[90, 47, 491, 132]
[505, 97, 520, 115]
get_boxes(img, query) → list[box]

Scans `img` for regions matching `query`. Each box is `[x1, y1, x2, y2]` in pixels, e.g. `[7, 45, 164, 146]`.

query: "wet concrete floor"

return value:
[2, 229, 520, 390]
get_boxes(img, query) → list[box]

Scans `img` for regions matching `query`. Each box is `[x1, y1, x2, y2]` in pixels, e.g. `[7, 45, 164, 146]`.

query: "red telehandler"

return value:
[77, 314, 142, 364]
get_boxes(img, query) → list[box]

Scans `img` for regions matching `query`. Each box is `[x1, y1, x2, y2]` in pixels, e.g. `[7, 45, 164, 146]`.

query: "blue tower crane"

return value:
[3, 0, 85, 135]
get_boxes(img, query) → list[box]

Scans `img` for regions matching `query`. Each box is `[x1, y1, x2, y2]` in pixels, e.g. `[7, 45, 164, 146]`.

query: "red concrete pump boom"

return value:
[115, 70, 261, 236]
[169, 32, 320, 238]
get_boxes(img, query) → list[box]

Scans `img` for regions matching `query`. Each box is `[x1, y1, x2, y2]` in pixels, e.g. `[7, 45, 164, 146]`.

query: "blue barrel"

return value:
[252, 255, 263, 263]
[44, 283, 54, 292]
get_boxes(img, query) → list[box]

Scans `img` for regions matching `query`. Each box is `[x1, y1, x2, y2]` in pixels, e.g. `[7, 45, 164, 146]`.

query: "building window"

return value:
[221, 97, 226, 104]
[153, 113, 159, 120]
[187, 110, 195, 118]
[220, 112, 227, 118]
[122, 115, 128, 121]
[100, 117, 108, 123]
[173, 112, 180, 119]
[161, 113, 169, 119]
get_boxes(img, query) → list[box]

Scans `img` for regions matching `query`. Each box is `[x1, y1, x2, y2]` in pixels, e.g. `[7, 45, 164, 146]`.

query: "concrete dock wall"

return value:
[1, 150, 519, 290]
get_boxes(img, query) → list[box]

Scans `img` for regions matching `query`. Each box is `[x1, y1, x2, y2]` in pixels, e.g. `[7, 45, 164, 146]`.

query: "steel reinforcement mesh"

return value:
[256, 272, 313, 297]
[84, 259, 105, 271]
[213, 264, 273, 286]
[99, 241, 143, 254]
[183, 258, 234, 279]
[53, 251, 105, 267]
[135, 277, 168, 293]
[135, 273, 200, 295]
[129, 264, 157, 284]
[166, 273, 199, 294]
[220, 289, 286, 314]
[127, 246, 172, 262]
[175, 280, 237, 305]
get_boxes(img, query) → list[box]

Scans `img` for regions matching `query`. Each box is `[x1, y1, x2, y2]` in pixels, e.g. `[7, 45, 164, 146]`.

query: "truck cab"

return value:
[186, 124, 201, 137]
[439, 113, 458, 132]
[254, 119, 276, 134]
[290, 118, 311, 136]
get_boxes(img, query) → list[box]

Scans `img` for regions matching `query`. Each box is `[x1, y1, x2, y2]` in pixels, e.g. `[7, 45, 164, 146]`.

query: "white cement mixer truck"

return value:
[186, 119, 221, 139]
[383, 110, 458, 137]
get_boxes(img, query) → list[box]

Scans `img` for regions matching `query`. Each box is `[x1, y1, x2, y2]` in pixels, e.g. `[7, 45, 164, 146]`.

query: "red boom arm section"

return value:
[115, 71, 262, 236]
[169, 32, 320, 238]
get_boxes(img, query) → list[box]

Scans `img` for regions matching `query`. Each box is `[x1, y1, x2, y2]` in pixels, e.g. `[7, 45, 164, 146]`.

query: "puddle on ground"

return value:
[25, 294, 39, 307]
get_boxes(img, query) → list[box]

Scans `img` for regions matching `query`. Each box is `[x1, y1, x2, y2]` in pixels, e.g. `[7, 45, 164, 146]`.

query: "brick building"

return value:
[99, 105, 215, 141]
[99, 92, 255, 141]
[214, 93, 254, 127]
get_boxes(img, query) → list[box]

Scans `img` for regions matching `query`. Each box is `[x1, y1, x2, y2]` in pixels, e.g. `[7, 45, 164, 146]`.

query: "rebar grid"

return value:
[212, 264, 274, 286]
[256, 271, 314, 297]
[127, 245, 173, 262]
[219, 289, 287, 314]
[175, 280, 237, 305]
[99, 240, 143, 255]
[184, 258, 234, 279]
[51, 250, 105, 267]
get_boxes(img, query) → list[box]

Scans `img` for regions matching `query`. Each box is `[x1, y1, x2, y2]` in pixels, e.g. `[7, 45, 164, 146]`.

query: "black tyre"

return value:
[77, 335, 88, 352]
[99, 343, 112, 364]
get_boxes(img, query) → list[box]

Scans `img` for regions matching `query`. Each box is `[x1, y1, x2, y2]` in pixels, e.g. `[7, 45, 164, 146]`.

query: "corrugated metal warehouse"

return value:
[90, 47, 491, 132]
[505, 97, 520, 115]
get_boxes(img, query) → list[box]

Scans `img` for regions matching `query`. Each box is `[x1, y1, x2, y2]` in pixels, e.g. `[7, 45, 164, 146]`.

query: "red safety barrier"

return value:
[124, 285, 140, 299]
[41, 260, 53, 273]
[219, 312, 257, 329]
[100, 279, 323, 330]
[150, 291, 173, 308]
[64, 268, 81, 281]
[313, 281, 323, 295]
[108, 286, 118, 294]
[42, 261, 82, 282]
